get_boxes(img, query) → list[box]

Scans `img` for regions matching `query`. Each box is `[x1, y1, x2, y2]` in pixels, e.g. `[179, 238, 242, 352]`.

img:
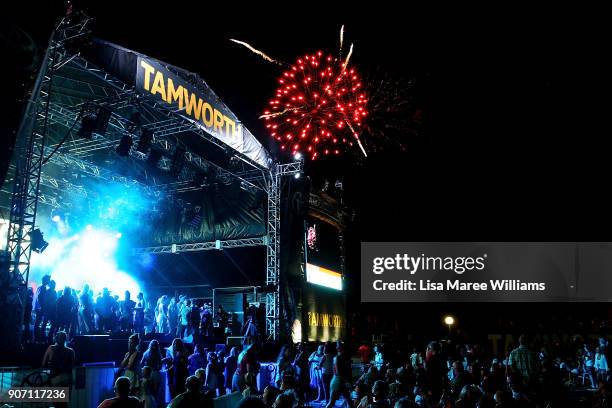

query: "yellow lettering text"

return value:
[166, 78, 184, 109]
[140, 60, 155, 91]
[150, 71, 167, 101]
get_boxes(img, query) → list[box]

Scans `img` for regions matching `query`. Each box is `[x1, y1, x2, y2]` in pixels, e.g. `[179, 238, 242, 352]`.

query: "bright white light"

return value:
[52, 215, 61, 223]
[85, 224, 93, 231]
[444, 315, 455, 326]
[294, 152, 302, 160]
[115, 232, 122, 239]
[294, 173, 301, 179]
[306, 263, 342, 290]
[30, 227, 140, 298]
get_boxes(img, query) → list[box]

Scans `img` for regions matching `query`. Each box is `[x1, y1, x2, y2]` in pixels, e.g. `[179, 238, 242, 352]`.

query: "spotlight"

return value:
[136, 128, 153, 153]
[52, 215, 61, 223]
[116, 135, 133, 156]
[78, 105, 111, 139]
[146, 149, 162, 168]
[294, 152, 302, 161]
[294, 173, 301, 179]
[93, 106, 112, 135]
[170, 146, 186, 177]
[29, 228, 49, 253]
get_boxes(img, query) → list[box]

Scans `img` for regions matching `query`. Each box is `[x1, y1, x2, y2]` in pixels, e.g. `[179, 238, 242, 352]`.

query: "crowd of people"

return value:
[28, 274, 235, 343]
[35, 333, 608, 407]
[29, 275, 612, 407]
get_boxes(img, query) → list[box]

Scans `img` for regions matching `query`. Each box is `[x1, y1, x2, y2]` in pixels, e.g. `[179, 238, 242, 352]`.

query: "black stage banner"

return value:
[88, 39, 271, 169]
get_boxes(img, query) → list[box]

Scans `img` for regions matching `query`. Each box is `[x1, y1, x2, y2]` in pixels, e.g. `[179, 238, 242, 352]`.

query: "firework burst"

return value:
[262, 51, 368, 160]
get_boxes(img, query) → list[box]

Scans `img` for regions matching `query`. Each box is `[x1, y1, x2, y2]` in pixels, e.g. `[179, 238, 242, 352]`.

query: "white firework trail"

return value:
[345, 119, 368, 157]
[342, 43, 354, 72]
[339, 25, 345, 56]
[259, 107, 300, 119]
[229, 39, 284, 66]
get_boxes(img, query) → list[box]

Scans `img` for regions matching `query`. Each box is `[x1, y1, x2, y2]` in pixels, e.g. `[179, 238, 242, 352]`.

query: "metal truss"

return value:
[133, 237, 266, 255]
[67, 57, 269, 190]
[3, 15, 91, 341]
[265, 169, 281, 340]
[265, 159, 303, 340]
[46, 101, 266, 194]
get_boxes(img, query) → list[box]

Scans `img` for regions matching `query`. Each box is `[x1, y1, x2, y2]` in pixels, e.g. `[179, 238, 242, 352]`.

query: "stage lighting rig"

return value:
[136, 128, 154, 153]
[146, 149, 162, 168]
[170, 146, 186, 177]
[29, 228, 49, 253]
[78, 104, 112, 139]
[116, 135, 133, 156]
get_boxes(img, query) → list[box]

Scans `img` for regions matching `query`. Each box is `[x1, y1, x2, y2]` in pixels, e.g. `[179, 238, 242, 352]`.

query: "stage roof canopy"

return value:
[6, 28, 274, 247]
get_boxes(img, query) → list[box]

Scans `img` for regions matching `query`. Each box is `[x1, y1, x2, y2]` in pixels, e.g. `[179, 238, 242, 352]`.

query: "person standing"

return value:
[33, 275, 51, 341]
[119, 291, 136, 333]
[133, 292, 145, 337]
[167, 338, 189, 398]
[95, 288, 115, 333]
[178, 299, 190, 339]
[119, 333, 141, 394]
[167, 297, 179, 337]
[44, 280, 58, 343]
[309, 344, 325, 402]
[187, 343, 206, 375]
[507, 335, 539, 387]
[141, 339, 163, 404]
[156, 295, 169, 334]
[51, 287, 75, 340]
[319, 342, 335, 404]
[224, 347, 238, 394]
[325, 342, 351, 408]
[79, 286, 94, 334]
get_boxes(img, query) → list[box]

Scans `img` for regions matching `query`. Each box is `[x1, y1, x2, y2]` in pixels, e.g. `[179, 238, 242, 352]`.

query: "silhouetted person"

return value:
[97, 376, 140, 408]
[79, 284, 94, 334]
[167, 375, 204, 408]
[119, 291, 136, 332]
[44, 280, 58, 342]
[51, 287, 75, 340]
[42, 331, 74, 387]
[33, 275, 50, 341]
[96, 288, 116, 332]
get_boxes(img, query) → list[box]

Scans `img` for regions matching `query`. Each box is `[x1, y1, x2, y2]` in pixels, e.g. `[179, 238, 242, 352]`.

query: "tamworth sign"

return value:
[137, 58, 243, 153]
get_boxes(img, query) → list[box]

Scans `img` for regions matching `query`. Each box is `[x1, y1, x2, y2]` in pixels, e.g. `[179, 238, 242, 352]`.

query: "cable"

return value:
[41, 112, 81, 165]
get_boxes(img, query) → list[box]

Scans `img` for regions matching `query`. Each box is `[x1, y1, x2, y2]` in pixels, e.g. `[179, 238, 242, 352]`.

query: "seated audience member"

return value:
[239, 396, 267, 408]
[167, 375, 204, 408]
[97, 376, 140, 408]
[272, 393, 294, 408]
[263, 385, 281, 407]
[41, 331, 75, 387]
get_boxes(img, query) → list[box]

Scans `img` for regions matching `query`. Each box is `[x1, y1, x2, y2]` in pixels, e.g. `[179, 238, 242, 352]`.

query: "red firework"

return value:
[262, 51, 367, 160]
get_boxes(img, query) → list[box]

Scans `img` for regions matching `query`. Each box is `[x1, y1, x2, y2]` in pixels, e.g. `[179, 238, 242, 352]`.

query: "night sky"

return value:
[1, 2, 608, 333]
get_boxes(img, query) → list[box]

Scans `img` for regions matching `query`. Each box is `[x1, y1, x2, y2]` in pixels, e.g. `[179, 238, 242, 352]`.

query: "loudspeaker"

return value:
[73, 335, 110, 364]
